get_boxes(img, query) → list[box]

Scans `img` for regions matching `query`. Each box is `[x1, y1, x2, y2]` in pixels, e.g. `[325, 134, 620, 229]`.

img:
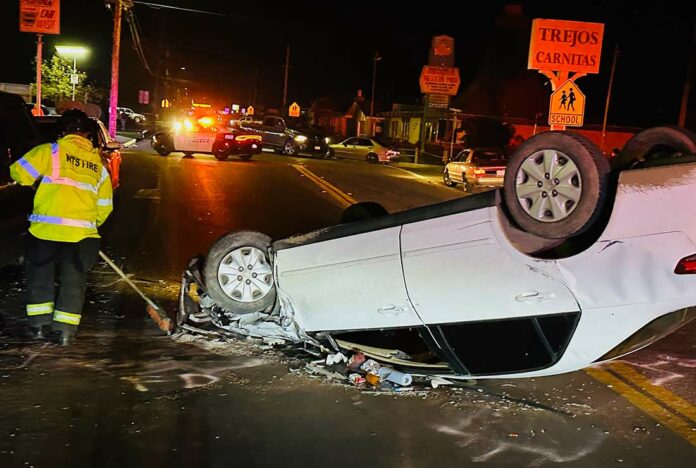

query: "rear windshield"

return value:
[472, 151, 507, 165]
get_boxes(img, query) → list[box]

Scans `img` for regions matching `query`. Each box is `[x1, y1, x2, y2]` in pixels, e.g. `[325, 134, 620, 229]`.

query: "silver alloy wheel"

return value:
[515, 149, 582, 223]
[217, 246, 273, 303]
[284, 141, 295, 155]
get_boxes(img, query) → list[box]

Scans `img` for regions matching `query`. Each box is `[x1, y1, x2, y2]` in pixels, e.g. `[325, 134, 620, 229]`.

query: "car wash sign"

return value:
[20, 0, 60, 35]
[528, 19, 604, 74]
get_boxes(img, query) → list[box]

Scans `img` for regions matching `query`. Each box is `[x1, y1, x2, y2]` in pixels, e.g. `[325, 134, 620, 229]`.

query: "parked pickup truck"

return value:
[240, 116, 330, 157]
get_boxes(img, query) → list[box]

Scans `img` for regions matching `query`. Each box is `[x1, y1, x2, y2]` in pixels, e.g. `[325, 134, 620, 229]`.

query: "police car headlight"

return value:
[294, 135, 307, 143]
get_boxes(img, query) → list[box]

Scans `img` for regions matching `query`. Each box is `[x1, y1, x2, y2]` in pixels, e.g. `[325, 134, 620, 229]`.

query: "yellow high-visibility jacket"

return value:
[10, 134, 113, 243]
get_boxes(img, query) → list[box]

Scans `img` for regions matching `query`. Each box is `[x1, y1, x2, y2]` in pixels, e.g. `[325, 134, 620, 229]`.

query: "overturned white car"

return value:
[178, 127, 696, 379]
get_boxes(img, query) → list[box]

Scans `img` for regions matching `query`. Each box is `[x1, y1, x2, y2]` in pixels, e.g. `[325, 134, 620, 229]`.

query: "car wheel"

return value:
[462, 179, 473, 192]
[339, 201, 388, 223]
[325, 148, 335, 159]
[239, 154, 252, 161]
[214, 152, 229, 161]
[203, 231, 276, 314]
[612, 126, 696, 170]
[182, 152, 194, 158]
[155, 146, 171, 156]
[134, 117, 142, 124]
[443, 169, 457, 187]
[283, 139, 297, 156]
[366, 153, 378, 163]
[503, 131, 610, 240]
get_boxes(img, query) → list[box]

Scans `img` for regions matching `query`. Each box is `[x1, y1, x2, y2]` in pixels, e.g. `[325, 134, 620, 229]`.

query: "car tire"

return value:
[155, 146, 171, 157]
[443, 169, 457, 187]
[366, 153, 378, 164]
[203, 231, 276, 314]
[339, 201, 389, 223]
[325, 148, 335, 159]
[503, 131, 610, 240]
[239, 154, 252, 161]
[462, 179, 473, 192]
[182, 152, 194, 158]
[612, 126, 696, 170]
[283, 139, 297, 156]
[214, 152, 229, 161]
[133, 117, 142, 124]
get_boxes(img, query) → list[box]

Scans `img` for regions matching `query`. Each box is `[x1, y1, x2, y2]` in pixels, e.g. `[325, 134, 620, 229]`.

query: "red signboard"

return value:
[419, 66, 460, 96]
[528, 19, 604, 74]
[19, 0, 60, 35]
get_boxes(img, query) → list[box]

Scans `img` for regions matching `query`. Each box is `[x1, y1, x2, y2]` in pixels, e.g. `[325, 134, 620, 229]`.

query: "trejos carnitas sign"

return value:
[528, 19, 604, 74]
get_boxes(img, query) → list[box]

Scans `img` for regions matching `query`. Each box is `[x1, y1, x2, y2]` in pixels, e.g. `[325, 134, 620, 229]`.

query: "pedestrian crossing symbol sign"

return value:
[548, 80, 585, 127]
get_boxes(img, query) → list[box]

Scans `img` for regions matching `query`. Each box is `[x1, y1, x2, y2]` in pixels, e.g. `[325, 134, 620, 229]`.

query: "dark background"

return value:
[1, 1, 695, 127]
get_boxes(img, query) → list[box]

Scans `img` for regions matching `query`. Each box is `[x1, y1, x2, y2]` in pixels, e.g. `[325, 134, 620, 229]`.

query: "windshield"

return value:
[472, 150, 507, 165]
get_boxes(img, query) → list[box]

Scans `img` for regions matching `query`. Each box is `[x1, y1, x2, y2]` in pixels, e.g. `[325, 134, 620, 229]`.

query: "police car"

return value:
[151, 115, 262, 161]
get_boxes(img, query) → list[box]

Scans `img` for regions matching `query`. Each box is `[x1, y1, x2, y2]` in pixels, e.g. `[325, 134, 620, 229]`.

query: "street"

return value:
[0, 144, 694, 467]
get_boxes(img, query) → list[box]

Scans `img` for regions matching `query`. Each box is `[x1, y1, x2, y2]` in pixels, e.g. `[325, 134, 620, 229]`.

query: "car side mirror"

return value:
[343, 142, 348, 147]
[105, 141, 121, 151]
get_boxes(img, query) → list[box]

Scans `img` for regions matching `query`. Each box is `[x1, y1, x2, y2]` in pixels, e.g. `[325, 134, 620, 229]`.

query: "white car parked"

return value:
[179, 127, 696, 379]
[327, 137, 400, 163]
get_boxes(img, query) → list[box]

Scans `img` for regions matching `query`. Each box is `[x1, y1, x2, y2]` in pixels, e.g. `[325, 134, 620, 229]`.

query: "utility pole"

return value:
[108, 0, 131, 138]
[282, 45, 290, 108]
[34, 34, 43, 115]
[601, 43, 619, 153]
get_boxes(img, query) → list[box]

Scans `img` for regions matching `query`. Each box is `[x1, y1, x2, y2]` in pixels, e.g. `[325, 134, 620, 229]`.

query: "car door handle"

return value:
[515, 291, 556, 303]
[377, 304, 408, 316]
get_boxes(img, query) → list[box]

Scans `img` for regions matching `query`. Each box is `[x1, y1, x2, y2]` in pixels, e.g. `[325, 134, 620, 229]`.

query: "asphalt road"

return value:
[0, 144, 693, 467]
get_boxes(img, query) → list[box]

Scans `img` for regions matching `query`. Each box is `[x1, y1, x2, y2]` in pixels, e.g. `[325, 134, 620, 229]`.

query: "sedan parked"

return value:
[328, 137, 399, 163]
[443, 147, 507, 192]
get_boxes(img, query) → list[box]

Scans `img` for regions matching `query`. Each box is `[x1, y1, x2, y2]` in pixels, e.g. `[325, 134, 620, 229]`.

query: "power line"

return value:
[132, 1, 235, 17]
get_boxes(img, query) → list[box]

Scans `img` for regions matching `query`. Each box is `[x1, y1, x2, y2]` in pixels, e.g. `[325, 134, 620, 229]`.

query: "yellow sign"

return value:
[247, 105, 254, 116]
[419, 66, 460, 96]
[20, 0, 60, 35]
[161, 99, 170, 108]
[548, 80, 585, 127]
[529, 19, 604, 74]
[289, 102, 300, 118]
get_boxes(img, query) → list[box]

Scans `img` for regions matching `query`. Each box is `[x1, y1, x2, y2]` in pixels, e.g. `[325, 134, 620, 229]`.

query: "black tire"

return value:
[443, 169, 457, 187]
[325, 148, 335, 159]
[203, 231, 276, 314]
[366, 153, 378, 163]
[283, 139, 297, 156]
[155, 146, 171, 157]
[503, 131, 610, 240]
[613, 126, 696, 170]
[214, 152, 229, 161]
[339, 201, 388, 224]
[462, 179, 473, 192]
[239, 154, 252, 161]
[182, 152, 194, 158]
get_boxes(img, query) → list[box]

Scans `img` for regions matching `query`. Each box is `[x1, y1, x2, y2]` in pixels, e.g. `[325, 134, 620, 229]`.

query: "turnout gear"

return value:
[11, 121, 113, 344]
[10, 133, 113, 242]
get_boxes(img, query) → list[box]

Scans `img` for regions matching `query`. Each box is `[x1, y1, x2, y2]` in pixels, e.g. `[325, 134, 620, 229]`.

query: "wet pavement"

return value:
[0, 147, 694, 467]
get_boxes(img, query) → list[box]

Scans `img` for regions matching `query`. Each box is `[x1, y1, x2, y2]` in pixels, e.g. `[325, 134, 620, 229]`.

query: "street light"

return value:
[55, 45, 89, 101]
[370, 52, 382, 137]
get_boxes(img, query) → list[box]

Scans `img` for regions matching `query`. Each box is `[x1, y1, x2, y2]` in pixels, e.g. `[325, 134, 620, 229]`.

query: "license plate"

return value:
[496, 170, 505, 176]
[314, 146, 321, 151]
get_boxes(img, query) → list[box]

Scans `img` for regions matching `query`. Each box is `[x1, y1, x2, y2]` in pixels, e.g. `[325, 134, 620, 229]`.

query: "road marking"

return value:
[586, 365, 696, 445]
[385, 164, 428, 180]
[293, 165, 356, 208]
[609, 361, 696, 423]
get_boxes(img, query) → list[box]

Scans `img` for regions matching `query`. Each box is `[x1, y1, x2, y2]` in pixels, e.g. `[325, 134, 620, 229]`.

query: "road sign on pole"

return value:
[419, 66, 460, 96]
[548, 80, 585, 127]
[20, 0, 60, 35]
[247, 105, 254, 116]
[288, 102, 300, 117]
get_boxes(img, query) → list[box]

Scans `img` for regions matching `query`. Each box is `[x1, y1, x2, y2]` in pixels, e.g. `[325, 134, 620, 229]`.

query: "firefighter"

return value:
[10, 109, 113, 346]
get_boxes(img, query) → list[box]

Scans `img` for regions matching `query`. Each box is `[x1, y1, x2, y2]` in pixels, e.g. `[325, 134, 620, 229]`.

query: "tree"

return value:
[35, 55, 104, 104]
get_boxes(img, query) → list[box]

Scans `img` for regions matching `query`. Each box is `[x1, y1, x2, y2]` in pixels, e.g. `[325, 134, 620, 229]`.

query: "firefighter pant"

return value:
[25, 235, 100, 334]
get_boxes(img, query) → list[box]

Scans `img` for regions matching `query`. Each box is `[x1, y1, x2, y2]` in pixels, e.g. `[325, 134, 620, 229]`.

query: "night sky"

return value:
[1, 1, 695, 128]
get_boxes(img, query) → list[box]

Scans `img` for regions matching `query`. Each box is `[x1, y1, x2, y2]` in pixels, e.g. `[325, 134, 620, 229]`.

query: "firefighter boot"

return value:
[51, 321, 78, 346]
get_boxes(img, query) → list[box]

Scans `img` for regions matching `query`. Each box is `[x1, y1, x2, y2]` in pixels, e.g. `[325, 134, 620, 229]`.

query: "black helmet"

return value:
[59, 109, 90, 133]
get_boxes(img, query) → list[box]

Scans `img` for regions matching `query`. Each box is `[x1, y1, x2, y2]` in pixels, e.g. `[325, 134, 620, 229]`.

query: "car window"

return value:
[262, 117, 276, 127]
[357, 139, 373, 146]
[344, 138, 359, 145]
[472, 150, 507, 165]
[454, 149, 470, 162]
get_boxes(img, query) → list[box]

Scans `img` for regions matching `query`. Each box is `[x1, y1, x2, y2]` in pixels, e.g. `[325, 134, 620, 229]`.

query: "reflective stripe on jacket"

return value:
[10, 134, 113, 242]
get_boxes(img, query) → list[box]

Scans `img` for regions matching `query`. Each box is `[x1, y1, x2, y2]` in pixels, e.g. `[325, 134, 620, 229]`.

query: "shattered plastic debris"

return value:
[430, 376, 455, 389]
[360, 359, 381, 374]
[325, 352, 347, 366]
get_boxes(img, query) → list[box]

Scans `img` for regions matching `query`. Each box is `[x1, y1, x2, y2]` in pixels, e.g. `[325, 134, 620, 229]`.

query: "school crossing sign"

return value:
[549, 80, 585, 127]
